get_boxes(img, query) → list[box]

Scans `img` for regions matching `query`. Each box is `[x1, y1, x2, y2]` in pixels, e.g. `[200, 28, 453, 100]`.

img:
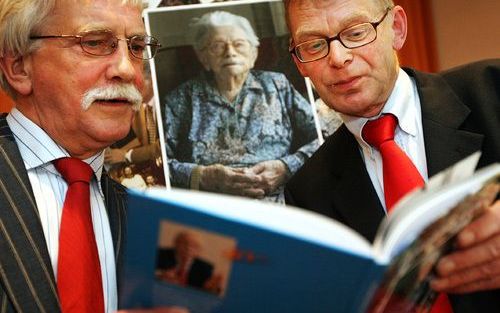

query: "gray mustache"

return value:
[81, 84, 142, 111]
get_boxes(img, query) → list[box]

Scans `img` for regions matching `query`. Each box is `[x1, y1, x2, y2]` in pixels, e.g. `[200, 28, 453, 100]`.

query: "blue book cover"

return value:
[119, 189, 385, 313]
[119, 157, 500, 313]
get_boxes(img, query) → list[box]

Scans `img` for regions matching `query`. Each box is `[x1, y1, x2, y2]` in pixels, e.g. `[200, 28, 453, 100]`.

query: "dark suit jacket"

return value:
[0, 114, 128, 313]
[285, 59, 500, 313]
[156, 248, 214, 289]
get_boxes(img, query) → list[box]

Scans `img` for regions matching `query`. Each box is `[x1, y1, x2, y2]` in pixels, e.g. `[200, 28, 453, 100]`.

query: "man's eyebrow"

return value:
[76, 24, 111, 34]
[76, 24, 147, 37]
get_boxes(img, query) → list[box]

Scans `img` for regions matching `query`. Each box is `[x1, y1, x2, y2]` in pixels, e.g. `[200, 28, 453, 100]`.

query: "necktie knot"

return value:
[362, 114, 397, 149]
[53, 157, 93, 185]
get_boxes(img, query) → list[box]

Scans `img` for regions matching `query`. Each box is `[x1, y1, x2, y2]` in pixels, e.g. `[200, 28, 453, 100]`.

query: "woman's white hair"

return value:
[0, 0, 143, 96]
[190, 11, 260, 51]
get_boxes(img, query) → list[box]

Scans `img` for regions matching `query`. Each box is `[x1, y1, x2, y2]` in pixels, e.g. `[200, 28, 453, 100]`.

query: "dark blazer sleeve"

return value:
[429, 60, 500, 313]
[441, 59, 500, 167]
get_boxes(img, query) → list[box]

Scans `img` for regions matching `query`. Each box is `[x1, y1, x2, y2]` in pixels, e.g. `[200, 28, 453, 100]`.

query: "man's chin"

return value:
[95, 127, 132, 146]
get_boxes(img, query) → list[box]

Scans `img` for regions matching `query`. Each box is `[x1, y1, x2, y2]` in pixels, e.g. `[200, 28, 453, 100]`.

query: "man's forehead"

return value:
[289, 0, 379, 9]
[289, 0, 338, 10]
[46, 0, 144, 34]
[290, 0, 378, 36]
[51, 0, 142, 18]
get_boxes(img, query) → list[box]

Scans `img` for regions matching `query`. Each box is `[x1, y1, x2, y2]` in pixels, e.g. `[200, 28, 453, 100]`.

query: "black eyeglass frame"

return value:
[289, 7, 393, 63]
[30, 30, 162, 60]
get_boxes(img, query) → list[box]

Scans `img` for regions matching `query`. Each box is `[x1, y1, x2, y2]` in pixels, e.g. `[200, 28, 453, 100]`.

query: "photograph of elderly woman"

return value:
[147, 0, 321, 203]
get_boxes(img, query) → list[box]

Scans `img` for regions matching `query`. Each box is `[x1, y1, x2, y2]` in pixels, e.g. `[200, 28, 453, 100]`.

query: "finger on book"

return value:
[436, 232, 500, 277]
[432, 271, 500, 294]
[432, 256, 500, 292]
[456, 200, 500, 248]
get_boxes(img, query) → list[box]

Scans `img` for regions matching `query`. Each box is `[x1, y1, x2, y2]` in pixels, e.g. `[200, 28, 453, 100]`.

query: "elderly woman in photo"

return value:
[165, 11, 318, 202]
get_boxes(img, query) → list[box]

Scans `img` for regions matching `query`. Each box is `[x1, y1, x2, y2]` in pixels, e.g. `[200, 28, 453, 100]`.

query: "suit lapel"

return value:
[325, 126, 386, 242]
[0, 115, 60, 312]
[407, 69, 484, 176]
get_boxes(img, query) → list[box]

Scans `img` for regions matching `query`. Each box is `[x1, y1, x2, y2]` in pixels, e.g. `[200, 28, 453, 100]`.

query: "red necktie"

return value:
[362, 114, 424, 211]
[362, 114, 453, 313]
[54, 157, 105, 313]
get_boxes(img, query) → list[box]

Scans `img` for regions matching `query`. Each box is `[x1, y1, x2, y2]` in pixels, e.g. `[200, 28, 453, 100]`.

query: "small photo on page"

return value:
[155, 220, 237, 297]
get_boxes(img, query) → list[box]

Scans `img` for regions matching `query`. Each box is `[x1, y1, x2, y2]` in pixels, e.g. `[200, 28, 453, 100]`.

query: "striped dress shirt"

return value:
[6, 108, 117, 313]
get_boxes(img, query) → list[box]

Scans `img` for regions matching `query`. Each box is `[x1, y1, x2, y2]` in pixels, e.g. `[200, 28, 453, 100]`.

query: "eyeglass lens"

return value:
[80, 31, 159, 60]
[296, 23, 376, 62]
[293, 8, 391, 63]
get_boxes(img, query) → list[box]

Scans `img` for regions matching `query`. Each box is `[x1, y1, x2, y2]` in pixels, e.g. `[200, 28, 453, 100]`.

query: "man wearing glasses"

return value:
[0, 0, 185, 312]
[284, 0, 500, 312]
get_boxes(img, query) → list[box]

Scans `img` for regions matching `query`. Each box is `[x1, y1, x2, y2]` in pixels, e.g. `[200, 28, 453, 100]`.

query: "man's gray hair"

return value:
[0, 0, 143, 96]
[190, 11, 260, 51]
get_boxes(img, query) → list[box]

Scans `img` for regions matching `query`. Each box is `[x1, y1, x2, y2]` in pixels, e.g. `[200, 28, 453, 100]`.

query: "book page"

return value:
[367, 152, 499, 312]
[366, 180, 499, 313]
[373, 152, 482, 262]
[147, 188, 374, 259]
[122, 188, 385, 312]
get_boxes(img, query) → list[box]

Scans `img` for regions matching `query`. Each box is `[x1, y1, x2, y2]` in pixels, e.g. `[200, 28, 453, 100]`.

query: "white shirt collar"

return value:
[6, 108, 104, 181]
[342, 68, 419, 146]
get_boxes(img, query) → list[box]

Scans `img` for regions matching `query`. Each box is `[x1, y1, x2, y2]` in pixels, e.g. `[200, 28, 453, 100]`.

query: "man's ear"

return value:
[0, 54, 33, 96]
[391, 5, 408, 51]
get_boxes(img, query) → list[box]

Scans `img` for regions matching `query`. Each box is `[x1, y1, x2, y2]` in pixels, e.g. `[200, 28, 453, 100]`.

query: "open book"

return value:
[119, 154, 500, 313]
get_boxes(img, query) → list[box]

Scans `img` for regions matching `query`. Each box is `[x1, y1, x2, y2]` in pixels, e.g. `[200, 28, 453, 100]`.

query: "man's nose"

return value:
[105, 40, 138, 83]
[327, 40, 353, 68]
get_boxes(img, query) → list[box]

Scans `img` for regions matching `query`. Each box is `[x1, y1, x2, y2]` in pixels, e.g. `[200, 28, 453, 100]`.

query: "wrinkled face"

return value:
[198, 26, 257, 80]
[25, 0, 144, 158]
[288, 0, 405, 117]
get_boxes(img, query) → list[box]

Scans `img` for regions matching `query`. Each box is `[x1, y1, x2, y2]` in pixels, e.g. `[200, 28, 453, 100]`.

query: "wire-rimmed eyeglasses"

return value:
[30, 30, 161, 60]
[290, 8, 392, 63]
